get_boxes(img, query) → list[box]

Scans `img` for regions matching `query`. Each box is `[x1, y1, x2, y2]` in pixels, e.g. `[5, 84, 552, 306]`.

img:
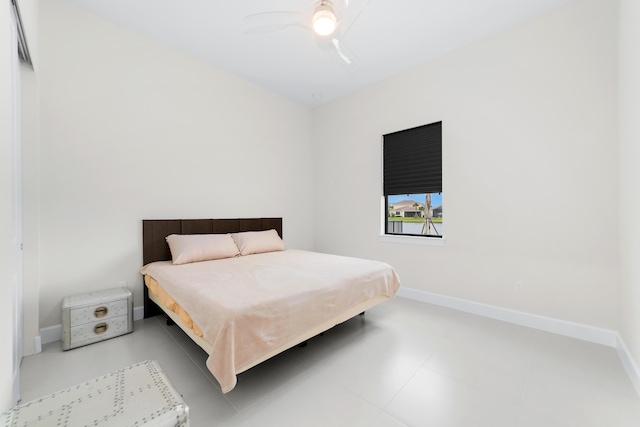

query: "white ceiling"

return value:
[64, 0, 575, 107]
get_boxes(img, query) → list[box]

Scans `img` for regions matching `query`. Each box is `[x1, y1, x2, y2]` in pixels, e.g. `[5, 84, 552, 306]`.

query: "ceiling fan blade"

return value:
[243, 11, 302, 35]
[316, 35, 360, 73]
[336, 0, 371, 38]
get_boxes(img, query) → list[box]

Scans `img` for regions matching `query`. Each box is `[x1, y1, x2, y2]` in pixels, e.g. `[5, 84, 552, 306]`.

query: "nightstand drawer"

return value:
[69, 314, 130, 347]
[70, 298, 128, 326]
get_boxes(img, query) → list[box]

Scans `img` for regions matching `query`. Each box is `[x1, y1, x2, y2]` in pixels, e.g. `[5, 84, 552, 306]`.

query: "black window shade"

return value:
[383, 121, 442, 196]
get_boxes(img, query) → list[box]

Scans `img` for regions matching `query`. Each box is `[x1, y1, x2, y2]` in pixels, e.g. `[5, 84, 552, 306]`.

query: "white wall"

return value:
[313, 0, 619, 329]
[619, 0, 640, 372]
[0, 0, 16, 410]
[36, 0, 315, 329]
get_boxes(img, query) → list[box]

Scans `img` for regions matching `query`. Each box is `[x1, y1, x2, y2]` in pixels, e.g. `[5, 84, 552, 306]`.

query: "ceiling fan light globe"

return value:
[313, 9, 337, 36]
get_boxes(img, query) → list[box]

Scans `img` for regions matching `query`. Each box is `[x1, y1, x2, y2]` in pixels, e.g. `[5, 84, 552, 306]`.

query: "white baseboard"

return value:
[39, 305, 145, 347]
[37, 295, 640, 397]
[39, 324, 62, 347]
[396, 287, 618, 346]
[397, 287, 640, 396]
[133, 306, 144, 322]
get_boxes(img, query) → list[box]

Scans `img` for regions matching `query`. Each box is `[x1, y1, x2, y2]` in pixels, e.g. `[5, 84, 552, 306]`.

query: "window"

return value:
[383, 122, 442, 238]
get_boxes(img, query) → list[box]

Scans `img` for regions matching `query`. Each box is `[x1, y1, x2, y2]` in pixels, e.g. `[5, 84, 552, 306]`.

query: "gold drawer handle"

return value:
[94, 306, 108, 318]
[93, 323, 108, 334]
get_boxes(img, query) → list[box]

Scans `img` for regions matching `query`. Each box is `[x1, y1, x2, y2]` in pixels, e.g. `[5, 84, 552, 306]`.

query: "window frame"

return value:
[380, 122, 443, 244]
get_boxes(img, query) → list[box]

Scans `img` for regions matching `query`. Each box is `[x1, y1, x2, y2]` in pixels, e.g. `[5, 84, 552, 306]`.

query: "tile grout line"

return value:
[153, 316, 241, 413]
[157, 315, 315, 417]
[514, 338, 535, 427]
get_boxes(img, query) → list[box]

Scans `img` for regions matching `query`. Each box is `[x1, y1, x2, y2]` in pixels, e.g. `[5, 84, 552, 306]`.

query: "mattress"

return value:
[140, 249, 400, 393]
[145, 275, 203, 337]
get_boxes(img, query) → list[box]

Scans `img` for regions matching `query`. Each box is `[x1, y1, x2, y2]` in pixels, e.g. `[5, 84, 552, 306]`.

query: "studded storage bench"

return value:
[0, 360, 190, 426]
[62, 287, 133, 350]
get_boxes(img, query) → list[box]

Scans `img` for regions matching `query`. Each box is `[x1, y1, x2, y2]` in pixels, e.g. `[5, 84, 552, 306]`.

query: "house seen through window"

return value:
[383, 122, 442, 238]
[387, 193, 442, 236]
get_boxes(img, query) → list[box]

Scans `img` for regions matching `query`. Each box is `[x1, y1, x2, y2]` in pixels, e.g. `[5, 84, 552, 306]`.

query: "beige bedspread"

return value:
[140, 249, 400, 393]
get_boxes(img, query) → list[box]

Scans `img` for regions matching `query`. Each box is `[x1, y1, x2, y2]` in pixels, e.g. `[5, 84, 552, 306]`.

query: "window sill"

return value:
[378, 234, 445, 247]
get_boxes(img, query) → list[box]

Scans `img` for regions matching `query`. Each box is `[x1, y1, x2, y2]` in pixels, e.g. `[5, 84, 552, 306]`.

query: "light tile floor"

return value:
[20, 297, 640, 426]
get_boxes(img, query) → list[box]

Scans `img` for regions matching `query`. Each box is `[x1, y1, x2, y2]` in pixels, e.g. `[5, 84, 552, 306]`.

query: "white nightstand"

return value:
[62, 287, 133, 350]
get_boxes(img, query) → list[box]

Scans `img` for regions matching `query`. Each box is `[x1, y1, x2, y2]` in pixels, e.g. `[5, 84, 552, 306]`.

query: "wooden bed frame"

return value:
[141, 217, 390, 377]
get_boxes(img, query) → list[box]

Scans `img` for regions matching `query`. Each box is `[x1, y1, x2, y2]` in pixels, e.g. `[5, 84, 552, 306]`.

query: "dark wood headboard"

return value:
[142, 217, 283, 318]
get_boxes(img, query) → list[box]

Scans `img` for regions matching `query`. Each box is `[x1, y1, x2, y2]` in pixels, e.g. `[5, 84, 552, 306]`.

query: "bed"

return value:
[141, 218, 400, 393]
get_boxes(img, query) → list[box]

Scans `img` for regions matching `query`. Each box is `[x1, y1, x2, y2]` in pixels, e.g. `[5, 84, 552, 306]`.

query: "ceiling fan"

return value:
[244, 0, 371, 73]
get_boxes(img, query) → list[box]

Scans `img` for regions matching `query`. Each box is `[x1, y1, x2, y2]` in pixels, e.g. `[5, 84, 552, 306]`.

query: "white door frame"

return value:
[9, 7, 24, 406]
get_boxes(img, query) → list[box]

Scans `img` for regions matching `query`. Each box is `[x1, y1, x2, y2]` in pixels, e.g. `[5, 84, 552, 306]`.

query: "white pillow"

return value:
[166, 233, 240, 265]
[231, 229, 284, 256]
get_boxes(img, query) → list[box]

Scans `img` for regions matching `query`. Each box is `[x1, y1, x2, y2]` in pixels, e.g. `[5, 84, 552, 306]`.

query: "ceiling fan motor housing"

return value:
[313, 0, 338, 36]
